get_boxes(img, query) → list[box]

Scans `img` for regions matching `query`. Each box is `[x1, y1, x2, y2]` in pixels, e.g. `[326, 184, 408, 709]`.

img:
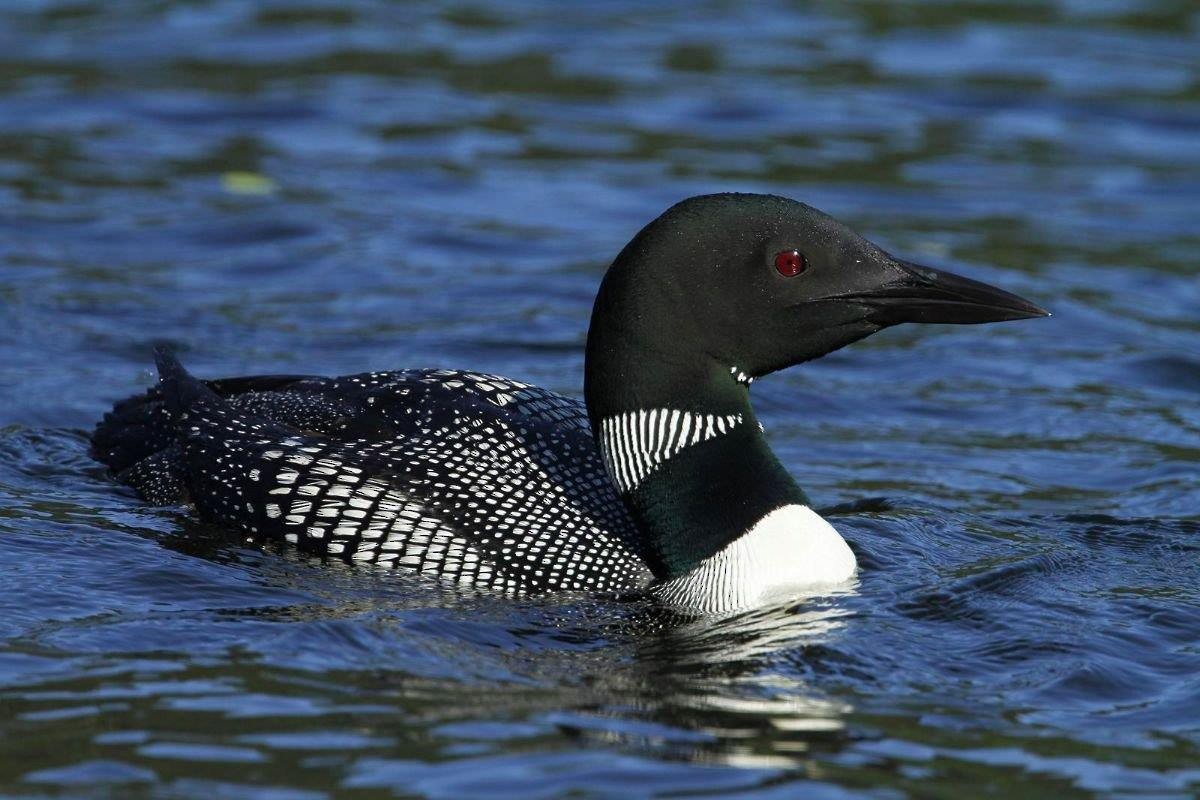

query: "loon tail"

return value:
[92, 349, 319, 504]
[152, 345, 221, 416]
[89, 347, 219, 504]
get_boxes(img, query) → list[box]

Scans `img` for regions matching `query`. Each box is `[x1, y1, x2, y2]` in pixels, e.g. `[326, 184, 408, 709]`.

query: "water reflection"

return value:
[626, 601, 857, 771]
[343, 591, 864, 781]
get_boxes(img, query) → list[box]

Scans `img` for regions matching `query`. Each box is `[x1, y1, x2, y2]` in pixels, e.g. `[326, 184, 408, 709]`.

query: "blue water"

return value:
[1, 2, 1198, 798]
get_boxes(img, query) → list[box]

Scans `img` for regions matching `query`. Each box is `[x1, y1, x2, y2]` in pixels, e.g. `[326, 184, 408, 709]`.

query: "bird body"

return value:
[92, 194, 1046, 614]
[95, 366, 655, 595]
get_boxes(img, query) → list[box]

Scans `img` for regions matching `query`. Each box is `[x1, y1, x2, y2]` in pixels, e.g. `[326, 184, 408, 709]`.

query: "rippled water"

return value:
[2, 1, 1198, 797]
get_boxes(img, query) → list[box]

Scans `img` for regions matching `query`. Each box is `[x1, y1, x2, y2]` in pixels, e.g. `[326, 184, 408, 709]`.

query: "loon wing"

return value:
[91, 351, 653, 595]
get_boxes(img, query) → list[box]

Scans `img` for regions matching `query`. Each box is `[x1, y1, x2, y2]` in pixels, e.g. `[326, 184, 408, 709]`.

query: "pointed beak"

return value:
[848, 259, 1050, 326]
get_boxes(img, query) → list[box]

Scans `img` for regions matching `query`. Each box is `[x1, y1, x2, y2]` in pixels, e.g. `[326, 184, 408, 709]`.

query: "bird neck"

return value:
[584, 354, 809, 580]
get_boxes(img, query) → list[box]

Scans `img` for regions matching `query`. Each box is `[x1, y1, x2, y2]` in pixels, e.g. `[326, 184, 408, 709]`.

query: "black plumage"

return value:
[92, 349, 653, 595]
[91, 194, 1046, 611]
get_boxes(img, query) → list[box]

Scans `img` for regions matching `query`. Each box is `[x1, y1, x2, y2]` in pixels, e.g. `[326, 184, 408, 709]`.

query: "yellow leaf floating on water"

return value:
[221, 171, 277, 196]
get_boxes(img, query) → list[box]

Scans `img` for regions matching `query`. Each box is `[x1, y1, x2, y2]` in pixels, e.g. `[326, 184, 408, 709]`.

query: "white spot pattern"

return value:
[729, 365, 754, 386]
[100, 368, 653, 596]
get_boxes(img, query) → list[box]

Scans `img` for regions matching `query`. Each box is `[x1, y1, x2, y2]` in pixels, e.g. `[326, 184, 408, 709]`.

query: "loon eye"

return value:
[774, 250, 807, 277]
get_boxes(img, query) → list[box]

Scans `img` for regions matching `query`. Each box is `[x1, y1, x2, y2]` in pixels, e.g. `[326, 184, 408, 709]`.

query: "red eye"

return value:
[774, 249, 807, 277]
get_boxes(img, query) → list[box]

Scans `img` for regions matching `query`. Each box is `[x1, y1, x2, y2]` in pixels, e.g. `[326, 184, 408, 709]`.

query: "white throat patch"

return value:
[597, 409, 743, 493]
[652, 504, 857, 615]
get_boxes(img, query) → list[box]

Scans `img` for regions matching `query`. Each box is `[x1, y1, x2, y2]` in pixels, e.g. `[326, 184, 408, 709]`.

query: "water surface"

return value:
[1, 1, 1199, 798]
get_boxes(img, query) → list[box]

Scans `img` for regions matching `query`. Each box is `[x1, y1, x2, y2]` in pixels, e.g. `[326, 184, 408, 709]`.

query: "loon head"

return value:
[583, 193, 1047, 593]
[585, 192, 1046, 418]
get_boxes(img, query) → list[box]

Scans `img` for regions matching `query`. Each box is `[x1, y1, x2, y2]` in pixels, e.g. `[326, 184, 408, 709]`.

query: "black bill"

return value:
[849, 259, 1050, 326]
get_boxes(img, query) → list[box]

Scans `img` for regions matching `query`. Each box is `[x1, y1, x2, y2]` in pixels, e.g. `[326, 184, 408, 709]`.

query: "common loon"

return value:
[90, 194, 1047, 614]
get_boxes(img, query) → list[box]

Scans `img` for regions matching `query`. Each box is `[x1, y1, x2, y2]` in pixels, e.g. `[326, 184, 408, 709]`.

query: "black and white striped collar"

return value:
[597, 409, 744, 494]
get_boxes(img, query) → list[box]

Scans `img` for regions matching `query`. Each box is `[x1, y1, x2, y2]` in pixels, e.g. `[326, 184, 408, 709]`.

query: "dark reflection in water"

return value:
[1, 1, 1199, 798]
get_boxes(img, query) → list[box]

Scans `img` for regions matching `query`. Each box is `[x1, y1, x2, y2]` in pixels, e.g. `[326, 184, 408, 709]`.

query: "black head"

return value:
[585, 193, 1047, 419]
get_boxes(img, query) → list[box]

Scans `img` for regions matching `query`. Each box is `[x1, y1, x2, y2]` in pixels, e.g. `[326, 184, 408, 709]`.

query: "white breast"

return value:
[651, 504, 857, 615]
